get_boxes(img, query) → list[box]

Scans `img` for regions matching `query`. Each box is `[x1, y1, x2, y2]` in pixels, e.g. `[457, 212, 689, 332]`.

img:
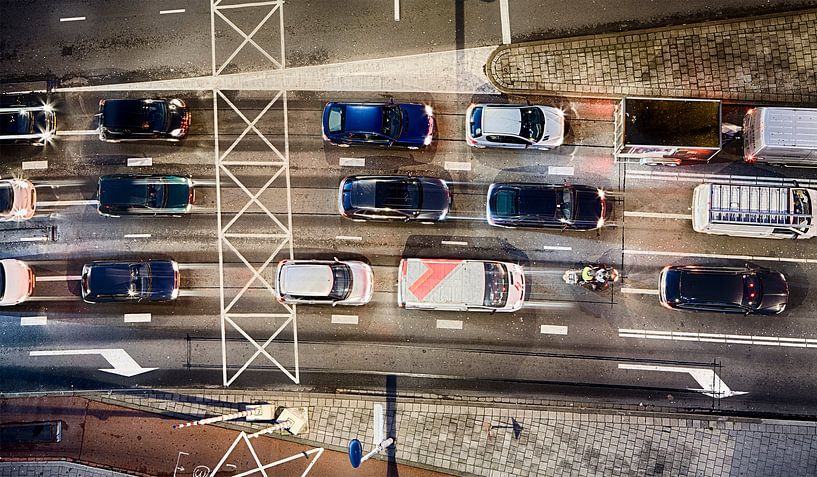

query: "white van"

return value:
[0, 259, 35, 305]
[744, 107, 817, 165]
[692, 183, 817, 239]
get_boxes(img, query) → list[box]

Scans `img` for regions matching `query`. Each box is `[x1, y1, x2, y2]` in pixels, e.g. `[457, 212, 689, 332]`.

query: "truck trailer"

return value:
[397, 258, 525, 312]
[614, 97, 722, 165]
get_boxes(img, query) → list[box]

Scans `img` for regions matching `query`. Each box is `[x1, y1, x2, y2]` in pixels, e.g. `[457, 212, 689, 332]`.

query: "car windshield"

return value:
[146, 184, 168, 208]
[469, 106, 483, 137]
[0, 111, 32, 135]
[793, 189, 811, 228]
[0, 183, 13, 214]
[329, 264, 352, 300]
[375, 180, 420, 210]
[493, 188, 519, 217]
[560, 188, 573, 220]
[743, 273, 762, 308]
[0, 262, 6, 300]
[129, 263, 151, 297]
[519, 107, 545, 142]
[327, 105, 344, 133]
[145, 102, 169, 131]
[381, 106, 403, 139]
[483, 262, 509, 308]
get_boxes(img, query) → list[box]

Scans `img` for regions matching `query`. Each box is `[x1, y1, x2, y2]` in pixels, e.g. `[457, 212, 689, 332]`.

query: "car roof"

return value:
[482, 106, 522, 135]
[280, 264, 333, 296]
[679, 269, 744, 304]
[102, 99, 164, 129]
[341, 104, 385, 133]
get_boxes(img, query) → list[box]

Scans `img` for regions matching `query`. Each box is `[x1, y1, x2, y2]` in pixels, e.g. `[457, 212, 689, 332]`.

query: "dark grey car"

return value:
[338, 176, 451, 222]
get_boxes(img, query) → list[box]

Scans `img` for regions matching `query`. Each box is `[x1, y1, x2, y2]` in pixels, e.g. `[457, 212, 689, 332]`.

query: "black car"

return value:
[659, 265, 788, 315]
[338, 176, 451, 222]
[0, 105, 56, 145]
[81, 260, 180, 303]
[97, 98, 190, 142]
[487, 183, 607, 230]
[97, 175, 194, 216]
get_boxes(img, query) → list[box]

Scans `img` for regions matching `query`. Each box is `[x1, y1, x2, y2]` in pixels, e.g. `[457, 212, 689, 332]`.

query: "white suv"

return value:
[0, 179, 36, 222]
[275, 259, 374, 306]
[0, 259, 35, 306]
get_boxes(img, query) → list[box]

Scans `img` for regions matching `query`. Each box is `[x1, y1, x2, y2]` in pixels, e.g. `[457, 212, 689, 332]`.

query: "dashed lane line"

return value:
[547, 166, 574, 176]
[624, 211, 693, 220]
[124, 233, 152, 239]
[35, 199, 98, 207]
[56, 130, 98, 136]
[542, 245, 572, 251]
[619, 328, 817, 348]
[436, 319, 463, 330]
[19, 237, 48, 243]
[620, 287, 659, 295]
[124, 313, 152, 323]
[444, 161, 471, 171]
[335, 235, 362, 241]
[339, 157, 365, 167]
[625, 249, 817, 264]
[331, 314, 359, 325]
[540, 325, 568, 335]
[36, 275, 82, 282]
[21, 316, 47, 326]
[127, 157, 153, 167]
[59, 16, 86, 22]
[22, 160, 48, 170]
[160, 9, 186, 14]
[441, 240, 468, 246]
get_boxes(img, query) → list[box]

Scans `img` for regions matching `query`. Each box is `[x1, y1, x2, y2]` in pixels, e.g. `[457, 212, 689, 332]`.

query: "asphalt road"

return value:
[3, 89, 817, 419]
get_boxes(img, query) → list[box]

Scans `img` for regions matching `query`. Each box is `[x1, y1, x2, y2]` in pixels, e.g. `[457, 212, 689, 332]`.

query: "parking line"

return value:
[331, 314, 359, 325]
[19, 237, 48, 242]
[547, 166, 574, 176]
[60, 16, 86, 22]
[540, 325, 568, 335]
[159, 9, 186, 14]
[21, 316, 47, 326]
[340, 157, 365, 167]
[619, 328, 817, 348]
[499, 0, 511, 44]
[436, 319, 463, 330]
[444, 161, 471, 171]
[35, 199, 98, 207]
[620, 287, 659, 295]
[625, 248, 817, 264]
[124, 313, 152, 323]
[22, 160, 48, 170]
[127, 157, 153, 167]
[56, 129, 98, 136]
[36, 275, 82, 282]
[124, 233, 152, 239]
[542, 245, 571, 251]
[335, 235, 362, 241]
[624, 211, 693, 220]
[441, 240, 468, 246]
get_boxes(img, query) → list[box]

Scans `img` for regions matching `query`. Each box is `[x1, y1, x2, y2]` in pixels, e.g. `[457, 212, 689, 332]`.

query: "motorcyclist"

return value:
[581, 265, 595, 283]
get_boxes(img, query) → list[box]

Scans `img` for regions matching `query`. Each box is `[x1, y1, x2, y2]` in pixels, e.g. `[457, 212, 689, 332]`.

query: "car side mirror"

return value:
[491, 309, 497, 315]
[332, 302, 338, 307]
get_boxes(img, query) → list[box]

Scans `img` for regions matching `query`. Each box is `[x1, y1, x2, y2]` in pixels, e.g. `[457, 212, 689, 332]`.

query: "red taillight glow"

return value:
[28, 268, 35, 294]
[466, 135, 477, 145]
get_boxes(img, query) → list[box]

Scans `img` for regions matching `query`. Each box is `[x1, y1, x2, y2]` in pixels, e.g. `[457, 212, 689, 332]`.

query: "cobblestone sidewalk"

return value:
[0, 462, 134, 477]
[91, 388, 817, 477]
[486, 9, 817, 103]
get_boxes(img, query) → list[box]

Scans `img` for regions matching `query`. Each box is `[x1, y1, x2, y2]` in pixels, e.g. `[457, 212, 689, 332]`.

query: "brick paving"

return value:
[486, 9, 817, 103]
[0, 462, 134, 477]
[90, 388, 817, 477]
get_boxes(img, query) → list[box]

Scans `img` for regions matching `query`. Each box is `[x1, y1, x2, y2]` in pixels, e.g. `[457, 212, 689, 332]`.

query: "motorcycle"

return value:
[562, 264, 620, 291]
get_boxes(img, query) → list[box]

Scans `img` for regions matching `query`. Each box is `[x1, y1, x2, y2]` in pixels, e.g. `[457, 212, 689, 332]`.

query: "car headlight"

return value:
[597, 189, 606, 199]
[170, 99, 185, 108]
[596, 217, 605, 229]
[424, 105, 434, 116]
[170, 128, 183, 137]
[423, 135, 433, 146]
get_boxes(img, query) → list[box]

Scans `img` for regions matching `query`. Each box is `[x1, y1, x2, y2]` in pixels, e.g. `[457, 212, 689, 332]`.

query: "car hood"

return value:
[148, 260, 178, 299]
[758, 271, 788, 313]
[539, 107, 565, 144]
[399, 103, 432, 141]
[345, 261, 374, 304]
[418, 178, 451, 214]
[1, 259, 32, 305]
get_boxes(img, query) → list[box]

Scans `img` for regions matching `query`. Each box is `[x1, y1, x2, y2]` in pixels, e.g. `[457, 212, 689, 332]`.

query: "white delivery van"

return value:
[692, 183, 817, 239]
[743, 107, 817, 165]
[397, 258, 525, 312]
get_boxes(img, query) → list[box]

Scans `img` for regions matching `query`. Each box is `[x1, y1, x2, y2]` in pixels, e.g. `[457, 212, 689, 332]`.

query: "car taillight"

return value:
[28, 268, 35, 294]
[466, 135, 477, 145]
[175, 270, 180, 290]
[189, 187, 195, 205]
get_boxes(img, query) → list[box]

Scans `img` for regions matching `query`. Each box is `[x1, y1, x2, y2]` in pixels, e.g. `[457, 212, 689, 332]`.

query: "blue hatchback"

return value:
[322, 101, 434, 149]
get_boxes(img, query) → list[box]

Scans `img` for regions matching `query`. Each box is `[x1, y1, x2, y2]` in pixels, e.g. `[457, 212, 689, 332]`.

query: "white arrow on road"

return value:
[30, 349, 158, 377]
[619, 363, 748, 399]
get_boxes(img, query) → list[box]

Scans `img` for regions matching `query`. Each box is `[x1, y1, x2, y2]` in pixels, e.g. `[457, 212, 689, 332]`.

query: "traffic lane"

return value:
[0, 0, 211, 84]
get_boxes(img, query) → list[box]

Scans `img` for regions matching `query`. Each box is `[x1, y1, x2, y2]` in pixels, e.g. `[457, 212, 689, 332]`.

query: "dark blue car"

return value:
[322, 101, 434, 149]
[81, 260, 180, 303]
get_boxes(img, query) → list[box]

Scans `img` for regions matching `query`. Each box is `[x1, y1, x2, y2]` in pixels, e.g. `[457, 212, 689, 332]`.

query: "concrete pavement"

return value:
[485, 8, 817, 102]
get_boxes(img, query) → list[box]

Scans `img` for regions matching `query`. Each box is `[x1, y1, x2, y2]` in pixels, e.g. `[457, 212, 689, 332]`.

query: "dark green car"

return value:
[97, 175, 194, 216]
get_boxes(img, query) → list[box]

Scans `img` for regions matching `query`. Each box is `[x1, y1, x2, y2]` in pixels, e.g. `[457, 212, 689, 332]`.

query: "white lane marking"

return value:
[127, 157, 153, 167]
[29, 349, 158, 377]
[20, 237, 48, 242]
[56, 129, 99, 136]
[542, 245, 572, 251]
[619, 328, 817, 348]
[35, 199, 98, 207]
[523, 301, 576, 309]
[540, 325, 568, 335]
[444, 161, 471, 171]
[331, 314, 359, 325]
[159, 8, 186, 14]
[335, 235, 362, 241]
[36, 275, 82, 282]
[60, 16, 86, 22]
[618, 364, 748, 399]
[624, 211, 692, 220]
[436, 319, 463, 330]
[339, 157, 365, 167]
[620, 287, 659, 295]
[21, 316, 47, 326]
[625, 248, 817, 264]
[124, 233, 152, 239]
[626, 170, 817, 187]
[394, 0, 400, 21]
[124, 313, 152, 323]
[547, 166, 574, 176]
[441, 240, 468, 246]
[22, 160, 48, 170]
[499, 0, 511, 44]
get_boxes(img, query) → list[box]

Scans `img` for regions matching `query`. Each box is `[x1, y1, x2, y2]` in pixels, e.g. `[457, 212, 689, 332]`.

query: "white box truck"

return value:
[692, 183, 817, 239]
[743, 107, 817, 166]
[397, 258, 525, 312]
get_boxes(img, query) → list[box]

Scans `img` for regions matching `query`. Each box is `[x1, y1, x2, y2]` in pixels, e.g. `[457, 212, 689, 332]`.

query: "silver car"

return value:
[465, 103, 565, 150]
[275, 259, 374, 306]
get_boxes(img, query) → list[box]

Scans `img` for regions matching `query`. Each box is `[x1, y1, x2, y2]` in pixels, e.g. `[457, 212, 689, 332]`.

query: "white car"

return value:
[275, 259, 374, 306]
[0, 259, 35, 306]
[465, 103, 564, 150]
[0, 179, 36, 221]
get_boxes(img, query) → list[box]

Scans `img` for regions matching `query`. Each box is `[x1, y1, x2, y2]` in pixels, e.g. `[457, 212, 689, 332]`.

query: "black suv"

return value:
[659, 265, 788, 315]
[338, 176, 451, 222]
[487, 183, 607, 230]
[97, 98, 190, 142]
[81, 260, 180, 303]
